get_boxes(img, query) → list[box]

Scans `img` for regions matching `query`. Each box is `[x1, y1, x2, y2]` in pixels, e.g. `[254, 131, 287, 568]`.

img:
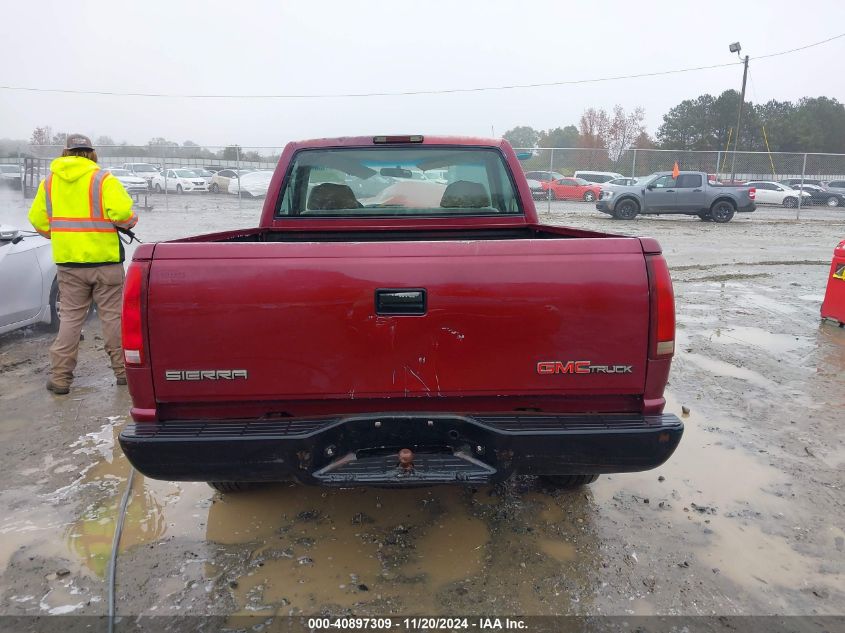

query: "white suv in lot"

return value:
[106, 168, 148, 194]
[122, 163, 160, 188]
[151, 169, 209, 193]
[574, 170, 624, 184]
[0, 164, 22, 189]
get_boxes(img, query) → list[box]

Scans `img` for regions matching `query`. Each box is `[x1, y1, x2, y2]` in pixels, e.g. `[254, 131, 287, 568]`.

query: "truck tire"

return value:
[208, 481, 261, 493]
[541, 474, 599, 489]
[613, 199, 639, 220]
[710, 200, 735, 223]
[782, 196, 798, 208]
[583, 191, 596, 202]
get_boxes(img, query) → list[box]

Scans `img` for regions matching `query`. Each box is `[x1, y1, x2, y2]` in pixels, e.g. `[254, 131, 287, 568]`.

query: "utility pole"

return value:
[728, 42, 749, 184]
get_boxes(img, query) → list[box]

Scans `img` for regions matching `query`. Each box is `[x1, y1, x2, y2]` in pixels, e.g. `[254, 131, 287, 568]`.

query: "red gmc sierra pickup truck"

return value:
[119, 135, 682, 491]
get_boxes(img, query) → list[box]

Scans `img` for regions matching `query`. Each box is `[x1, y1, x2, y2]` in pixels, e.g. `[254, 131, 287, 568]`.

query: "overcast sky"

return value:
[2, 0, 843, 149]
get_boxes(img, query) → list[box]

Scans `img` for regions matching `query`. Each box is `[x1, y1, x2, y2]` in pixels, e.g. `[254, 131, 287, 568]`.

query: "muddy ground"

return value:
[0, 189, 843, 622]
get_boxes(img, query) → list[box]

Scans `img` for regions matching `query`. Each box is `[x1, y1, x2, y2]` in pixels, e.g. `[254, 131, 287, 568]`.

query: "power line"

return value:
[1, 32, 842, 100]
[752, 31, 844, 61]
[0, 62, 743, 99]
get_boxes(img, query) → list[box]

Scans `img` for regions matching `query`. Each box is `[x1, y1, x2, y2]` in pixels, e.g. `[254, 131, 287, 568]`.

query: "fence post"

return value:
[715, 151, 721, 178]
[547, 148, 554, 214]
[163, 147, 168, 213]
[797, 153, 807, 220]
[631, 149, 637, 179]
[17, 150, 22, 199]
[236, 145, 242, 209]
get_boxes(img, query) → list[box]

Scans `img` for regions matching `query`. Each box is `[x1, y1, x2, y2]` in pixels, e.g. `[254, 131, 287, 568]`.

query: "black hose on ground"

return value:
[107, 466, 136, 633]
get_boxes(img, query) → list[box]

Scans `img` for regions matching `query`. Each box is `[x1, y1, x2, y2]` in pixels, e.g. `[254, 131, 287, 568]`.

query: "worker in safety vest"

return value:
[28, 134, 138, 395]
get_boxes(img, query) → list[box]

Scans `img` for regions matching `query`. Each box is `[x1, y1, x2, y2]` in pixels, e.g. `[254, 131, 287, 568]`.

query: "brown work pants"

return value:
[50, 264, 125, 387]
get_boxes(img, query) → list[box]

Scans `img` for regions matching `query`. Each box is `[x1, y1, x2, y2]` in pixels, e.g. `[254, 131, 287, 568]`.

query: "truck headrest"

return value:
[307, 183, 362, 210]
[440, 180, 490, 208]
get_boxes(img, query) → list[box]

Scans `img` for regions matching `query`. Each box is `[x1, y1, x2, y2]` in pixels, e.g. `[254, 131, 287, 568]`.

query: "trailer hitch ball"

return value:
[398, 448, 414, 470]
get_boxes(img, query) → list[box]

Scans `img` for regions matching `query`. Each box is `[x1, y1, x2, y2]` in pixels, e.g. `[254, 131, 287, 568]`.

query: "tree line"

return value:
[3, 92, 843, 161]
[503, 91, 845, 154]
[5, 127, 274, 163]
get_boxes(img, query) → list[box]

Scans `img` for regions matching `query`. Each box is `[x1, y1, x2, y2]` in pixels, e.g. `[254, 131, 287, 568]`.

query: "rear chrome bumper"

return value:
[119, 412, 683, 486]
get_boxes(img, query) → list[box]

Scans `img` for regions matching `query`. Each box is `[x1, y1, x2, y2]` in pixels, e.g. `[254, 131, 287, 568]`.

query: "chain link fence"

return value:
[3, 144, 845, 182]
[1, 145, 286, 208]
[3, 144, 844, 182]
[3, 144, 284, 171]
[3, 144, 844, 219]
[512, 147, 845, 183]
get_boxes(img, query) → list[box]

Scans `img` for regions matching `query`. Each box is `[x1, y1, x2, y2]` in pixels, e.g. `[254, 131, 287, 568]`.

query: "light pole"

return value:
[728, 42, 749, 184]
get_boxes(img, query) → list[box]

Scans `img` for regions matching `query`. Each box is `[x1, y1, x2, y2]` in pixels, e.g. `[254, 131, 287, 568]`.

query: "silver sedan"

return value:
[0, 225, 59, 335]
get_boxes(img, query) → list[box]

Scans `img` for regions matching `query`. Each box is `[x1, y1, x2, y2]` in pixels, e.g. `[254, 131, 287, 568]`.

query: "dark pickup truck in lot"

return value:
[597, 171, 756, 222]
[119, 136, 682, 490]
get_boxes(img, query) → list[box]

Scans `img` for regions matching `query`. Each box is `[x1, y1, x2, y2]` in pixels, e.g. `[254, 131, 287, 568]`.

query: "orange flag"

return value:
[672, 162, 680, 178]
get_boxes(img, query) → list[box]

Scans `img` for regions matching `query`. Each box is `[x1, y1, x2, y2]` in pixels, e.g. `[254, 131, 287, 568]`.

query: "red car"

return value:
[543, 177, 603, 202]
[119, 135, 681, 491]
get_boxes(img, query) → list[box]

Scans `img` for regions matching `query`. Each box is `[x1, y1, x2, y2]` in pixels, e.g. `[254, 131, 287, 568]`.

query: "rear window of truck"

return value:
[276, 147, 523, 217]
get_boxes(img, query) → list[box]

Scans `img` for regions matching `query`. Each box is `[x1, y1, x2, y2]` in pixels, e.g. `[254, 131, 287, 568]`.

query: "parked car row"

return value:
[524, 170, 618, 201]
[113, 163, 273, 197]
[524, 168, 845, 209]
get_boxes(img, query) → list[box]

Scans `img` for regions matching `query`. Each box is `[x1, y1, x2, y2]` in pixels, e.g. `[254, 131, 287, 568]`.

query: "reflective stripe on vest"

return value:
[89, 170, 109, 219]
[51, 218, 116, 232]
[45, 174, 54, 218]
[43, 169, 113, 226]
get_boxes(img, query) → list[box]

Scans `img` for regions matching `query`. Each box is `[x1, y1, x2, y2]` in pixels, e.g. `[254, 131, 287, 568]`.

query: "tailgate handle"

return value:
[375, 288, 427, 315]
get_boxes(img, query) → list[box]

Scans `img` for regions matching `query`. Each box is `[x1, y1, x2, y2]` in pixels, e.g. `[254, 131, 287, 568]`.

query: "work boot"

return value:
[46, 380, 70, 395]
[116, 376, 127, 386]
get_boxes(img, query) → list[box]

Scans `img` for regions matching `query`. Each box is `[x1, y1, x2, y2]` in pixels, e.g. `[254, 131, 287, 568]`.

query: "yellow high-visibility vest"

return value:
[28, 156, 137, 264]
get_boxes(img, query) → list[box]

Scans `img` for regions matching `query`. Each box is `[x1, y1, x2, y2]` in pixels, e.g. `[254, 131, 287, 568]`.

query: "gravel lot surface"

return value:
[1, 188, 843, 622]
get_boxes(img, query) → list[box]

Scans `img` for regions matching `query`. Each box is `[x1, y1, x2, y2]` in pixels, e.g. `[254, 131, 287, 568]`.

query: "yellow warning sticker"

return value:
[834, 264, 845, 280]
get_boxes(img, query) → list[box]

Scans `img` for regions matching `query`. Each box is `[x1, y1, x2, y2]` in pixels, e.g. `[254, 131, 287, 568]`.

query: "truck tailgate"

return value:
[146, 238, 649, 407]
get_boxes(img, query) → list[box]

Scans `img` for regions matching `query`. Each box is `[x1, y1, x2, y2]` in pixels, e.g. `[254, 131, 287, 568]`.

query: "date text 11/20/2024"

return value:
[308, 617, 528, 630]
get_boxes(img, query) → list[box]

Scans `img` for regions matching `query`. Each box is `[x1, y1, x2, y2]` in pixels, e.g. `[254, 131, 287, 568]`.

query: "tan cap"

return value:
[65, 134, 93, 150]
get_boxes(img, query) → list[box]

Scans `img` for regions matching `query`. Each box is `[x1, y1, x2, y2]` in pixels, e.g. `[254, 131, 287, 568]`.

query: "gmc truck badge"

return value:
[165, 370, 248, 381]
[537, 361, 633, 375]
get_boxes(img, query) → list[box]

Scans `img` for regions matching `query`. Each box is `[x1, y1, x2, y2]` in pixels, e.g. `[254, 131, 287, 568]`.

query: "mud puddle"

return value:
[703, 326, 813, 355]
[592, 396, 844, 611]
[4, 393, 843, 616]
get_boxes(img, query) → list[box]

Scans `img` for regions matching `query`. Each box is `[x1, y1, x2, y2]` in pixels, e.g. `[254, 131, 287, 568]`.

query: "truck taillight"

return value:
[122, 260, 148, 366]
[749, 187, 756, 200]
[646, 255, 675, 358]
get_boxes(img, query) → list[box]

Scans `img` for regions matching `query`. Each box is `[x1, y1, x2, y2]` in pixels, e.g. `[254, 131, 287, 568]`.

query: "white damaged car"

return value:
[0, 225, 59, 335]
[228, 170, 273, 198]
